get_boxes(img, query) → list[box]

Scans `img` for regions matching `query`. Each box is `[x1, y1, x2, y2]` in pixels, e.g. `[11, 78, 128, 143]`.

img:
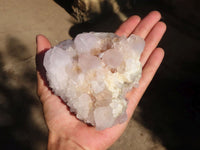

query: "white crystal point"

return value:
[43, 32, 145, 130]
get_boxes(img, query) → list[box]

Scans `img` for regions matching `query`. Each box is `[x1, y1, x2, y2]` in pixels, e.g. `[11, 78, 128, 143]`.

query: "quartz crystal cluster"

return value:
[43, 32, 145, 130]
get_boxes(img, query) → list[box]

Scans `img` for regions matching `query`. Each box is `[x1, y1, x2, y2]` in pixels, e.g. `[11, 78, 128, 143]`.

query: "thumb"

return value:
[36, 35, 51, 98]
[36, 34, 51, 53]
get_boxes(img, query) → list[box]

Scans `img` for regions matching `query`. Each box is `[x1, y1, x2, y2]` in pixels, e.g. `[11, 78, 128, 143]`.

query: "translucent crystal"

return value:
[43, 32, 145, 130]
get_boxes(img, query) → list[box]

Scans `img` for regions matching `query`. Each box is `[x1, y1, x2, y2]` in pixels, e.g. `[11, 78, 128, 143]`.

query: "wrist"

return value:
[48, 132, 85, 150]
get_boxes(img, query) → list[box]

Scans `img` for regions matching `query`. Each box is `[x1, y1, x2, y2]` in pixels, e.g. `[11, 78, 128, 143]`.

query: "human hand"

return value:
[36, 11, 166, 150]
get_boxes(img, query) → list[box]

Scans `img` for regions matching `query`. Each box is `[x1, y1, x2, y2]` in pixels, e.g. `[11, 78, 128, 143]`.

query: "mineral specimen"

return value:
[43, 32, 145, 130]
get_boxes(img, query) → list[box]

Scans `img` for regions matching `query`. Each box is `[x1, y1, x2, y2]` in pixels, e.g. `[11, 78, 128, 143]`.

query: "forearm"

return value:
[48, 132, 85, 150]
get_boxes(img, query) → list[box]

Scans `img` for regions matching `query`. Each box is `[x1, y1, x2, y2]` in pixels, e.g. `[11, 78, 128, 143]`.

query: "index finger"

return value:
[115, 15, 141, 37]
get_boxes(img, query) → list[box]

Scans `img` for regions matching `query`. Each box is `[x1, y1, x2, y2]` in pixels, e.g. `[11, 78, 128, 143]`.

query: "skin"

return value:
[36, 11, 166, 150]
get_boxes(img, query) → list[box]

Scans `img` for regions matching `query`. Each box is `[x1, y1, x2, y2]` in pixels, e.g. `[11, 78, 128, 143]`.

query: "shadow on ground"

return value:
[54, 0, 124, 37]
[130, 1, 200, 150]
[136, 27, 200, 149]
[0, 37, 47, 150]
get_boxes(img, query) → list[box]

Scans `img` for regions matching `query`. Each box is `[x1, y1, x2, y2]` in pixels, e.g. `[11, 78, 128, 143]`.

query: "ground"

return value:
[0, 0, 199, 150]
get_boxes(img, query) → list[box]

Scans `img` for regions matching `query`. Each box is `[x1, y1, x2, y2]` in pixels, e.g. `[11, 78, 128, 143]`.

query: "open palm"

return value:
[36, 11, 166, 150]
